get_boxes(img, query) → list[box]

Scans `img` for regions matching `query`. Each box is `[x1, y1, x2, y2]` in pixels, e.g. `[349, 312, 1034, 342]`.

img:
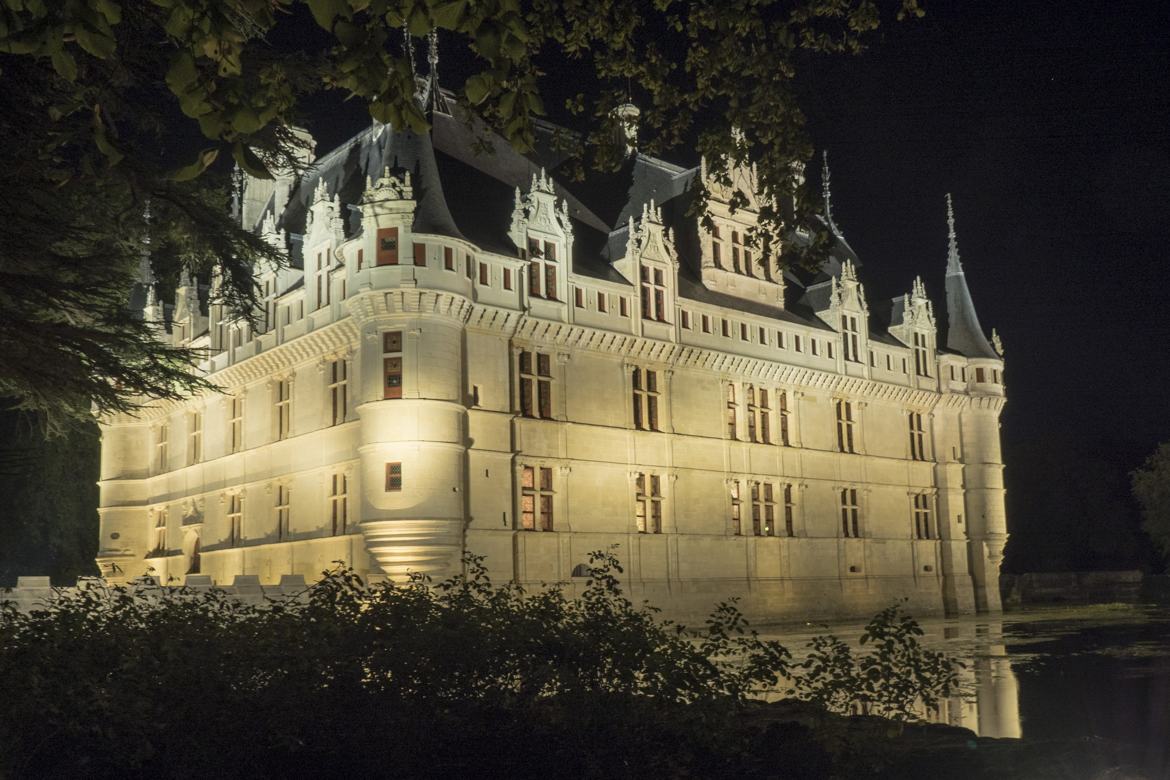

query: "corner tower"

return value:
[944, 194, 1007, 612]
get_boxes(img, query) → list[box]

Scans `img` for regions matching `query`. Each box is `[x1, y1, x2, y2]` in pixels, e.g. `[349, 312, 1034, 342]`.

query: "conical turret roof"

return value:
[943, 194, 999, 359]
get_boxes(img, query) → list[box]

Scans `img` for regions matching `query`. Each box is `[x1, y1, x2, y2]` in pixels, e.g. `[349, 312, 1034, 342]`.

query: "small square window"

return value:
[385, 462, 402, 491]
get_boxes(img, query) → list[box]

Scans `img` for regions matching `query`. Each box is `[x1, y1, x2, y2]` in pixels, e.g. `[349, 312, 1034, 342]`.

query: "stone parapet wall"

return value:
[999, 570, 1144, 606]
[0, 574, 325, 614]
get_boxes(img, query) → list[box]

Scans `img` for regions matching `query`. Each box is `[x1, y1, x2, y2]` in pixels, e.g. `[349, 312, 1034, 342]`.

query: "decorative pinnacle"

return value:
[427, 29, 439, 72]
[946, 193, 962, 274]
[312, 177, 329, 205]
[425, 28, 449, 114]
[822, 151, 839, 235]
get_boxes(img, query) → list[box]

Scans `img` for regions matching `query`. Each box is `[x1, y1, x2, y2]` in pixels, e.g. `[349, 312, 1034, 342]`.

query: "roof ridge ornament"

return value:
[822, 151, 841, 236]
[946, 192, 962, 275]
[426, 29, 450, 115]
[613, 102, 640, 157]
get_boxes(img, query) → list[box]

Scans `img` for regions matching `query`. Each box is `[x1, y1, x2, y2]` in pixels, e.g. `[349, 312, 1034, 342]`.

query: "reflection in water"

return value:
[760, 604, 1170, 776]
[942, 621, 1021, 738]
[757, 616, 1024, 738]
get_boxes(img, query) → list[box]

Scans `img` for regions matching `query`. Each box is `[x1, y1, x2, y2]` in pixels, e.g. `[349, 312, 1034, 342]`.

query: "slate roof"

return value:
[250, 96, 992, 356]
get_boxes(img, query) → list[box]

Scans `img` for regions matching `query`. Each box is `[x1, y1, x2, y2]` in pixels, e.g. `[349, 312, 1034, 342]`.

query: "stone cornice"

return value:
[348, 288, 475, 323]
[103, 320, 359, 424]
[104, 283, 998, 426]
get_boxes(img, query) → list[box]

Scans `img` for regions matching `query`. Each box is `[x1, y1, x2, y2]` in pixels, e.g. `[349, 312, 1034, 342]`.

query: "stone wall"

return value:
[0, 574, 316, 613]
[999, 570, 1144, 606]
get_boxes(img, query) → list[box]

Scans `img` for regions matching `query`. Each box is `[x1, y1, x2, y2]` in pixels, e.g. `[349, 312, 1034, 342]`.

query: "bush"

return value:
[0, 550, 957, 778]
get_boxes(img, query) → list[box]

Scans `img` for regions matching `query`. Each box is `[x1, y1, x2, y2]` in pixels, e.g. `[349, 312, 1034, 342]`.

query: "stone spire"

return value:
[946, 192, 962, 274]
[137, 200, 164, 326]
[943, 194, 998, 359]
[822, 151, 841, 235]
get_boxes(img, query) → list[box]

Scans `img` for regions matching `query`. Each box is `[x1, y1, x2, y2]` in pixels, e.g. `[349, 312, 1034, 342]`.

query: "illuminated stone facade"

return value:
[96, 103, 1008, 621]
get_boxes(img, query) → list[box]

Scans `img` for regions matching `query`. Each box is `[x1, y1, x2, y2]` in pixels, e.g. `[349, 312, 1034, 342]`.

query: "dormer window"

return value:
[640, 266, 667, 322]
[732, 231, 741, 273]
[711, 225, 723, 268]
[842, 315, 861, 363]
[526, 235, 559, 301]
[913, 332, 930, 377]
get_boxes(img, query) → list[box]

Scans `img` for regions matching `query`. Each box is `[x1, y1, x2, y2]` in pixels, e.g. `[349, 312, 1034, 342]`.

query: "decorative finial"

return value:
[912, 275, 926, 299]
[230, 164, 244, 223]
[402, 23, 415, 70]
[312, 177, 329, 205]
[426, 29, 449, 114]
[822, 151, 840, 235]
[613, 102, 640, 156]
[427, 28, 439, 73]
[991, 328, 1004, 357]
[946, 193, 963, 274]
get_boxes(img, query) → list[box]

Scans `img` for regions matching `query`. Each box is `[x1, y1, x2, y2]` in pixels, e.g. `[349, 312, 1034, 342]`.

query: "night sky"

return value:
[798, 1, 1170, 567]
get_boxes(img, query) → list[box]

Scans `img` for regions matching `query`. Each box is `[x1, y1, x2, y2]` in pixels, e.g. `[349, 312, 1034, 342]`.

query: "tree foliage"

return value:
[0, 411, 100, 586]
[0, 0, 918, 429]
[0, 550, 957, 777]
[1132, 442, 1170, 567]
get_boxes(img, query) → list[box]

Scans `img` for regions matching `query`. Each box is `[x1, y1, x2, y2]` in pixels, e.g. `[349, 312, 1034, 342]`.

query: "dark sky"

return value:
[796, 1, 1170, 566]
[799, 1, 1170, 455]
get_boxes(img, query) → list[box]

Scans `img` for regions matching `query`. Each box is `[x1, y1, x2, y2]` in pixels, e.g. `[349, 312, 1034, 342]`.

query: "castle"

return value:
[95, 77, 1008, 621]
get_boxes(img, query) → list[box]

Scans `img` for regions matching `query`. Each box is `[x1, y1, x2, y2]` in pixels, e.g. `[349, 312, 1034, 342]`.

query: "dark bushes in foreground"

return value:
[0, 551, 956, 778]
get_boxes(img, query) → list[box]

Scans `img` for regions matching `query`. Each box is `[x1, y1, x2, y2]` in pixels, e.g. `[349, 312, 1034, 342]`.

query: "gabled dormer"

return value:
[698, 152, 785, 307]
[822, 259, 869, 366]
[889, 276, 937, 379]
[254, 210, 289, 332]
[305, 179, 345, 311]
[509, 168, 573, 305]
[305, 178, 345, 246]
[171, 271, 207, 346]
[359, 167, 415, 268]
[614, 200, 679, 337]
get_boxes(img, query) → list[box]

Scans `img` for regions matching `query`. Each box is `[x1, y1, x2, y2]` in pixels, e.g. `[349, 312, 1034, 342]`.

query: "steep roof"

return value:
[279, 121, 463, 242]
[942, 195, 999, 359]
[253, 97, 970, 352]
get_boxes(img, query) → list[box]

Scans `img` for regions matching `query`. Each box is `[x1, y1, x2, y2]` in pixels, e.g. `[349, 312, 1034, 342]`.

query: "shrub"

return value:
[0, 550, 957, 778]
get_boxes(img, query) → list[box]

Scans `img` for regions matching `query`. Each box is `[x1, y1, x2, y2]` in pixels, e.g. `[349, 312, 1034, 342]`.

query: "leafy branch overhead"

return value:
[0, 0, 918, 427]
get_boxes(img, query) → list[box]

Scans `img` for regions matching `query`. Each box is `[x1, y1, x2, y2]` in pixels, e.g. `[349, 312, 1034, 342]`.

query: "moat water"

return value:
[759, 603, 1170, 778]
